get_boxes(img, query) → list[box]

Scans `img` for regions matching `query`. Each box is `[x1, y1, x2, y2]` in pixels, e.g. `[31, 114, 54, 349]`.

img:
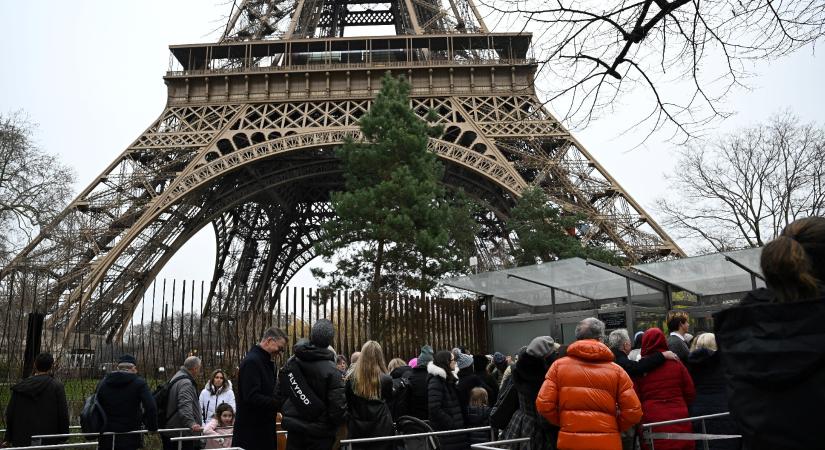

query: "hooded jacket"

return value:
[634, 328, 695, 450]
[4, 374, 69, 447]
[95, 371, 157, 450]
[278, 341, 347, 437]
[536, 339, 642, 450]
[199, 379, 236, 424]
[427, 362, 468, 450]
[714, 289, 825, 450]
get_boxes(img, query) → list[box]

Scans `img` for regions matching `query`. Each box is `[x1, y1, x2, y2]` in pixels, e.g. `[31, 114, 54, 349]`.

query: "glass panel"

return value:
[633, 247, 765, 297]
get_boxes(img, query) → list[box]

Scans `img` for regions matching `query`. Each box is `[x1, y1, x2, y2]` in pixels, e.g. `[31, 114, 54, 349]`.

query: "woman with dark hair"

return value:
[714, 217, 825, 450]
[199, 369, 236, 425]
[346, 341, 394, 450]
[427, 350, 468, 450]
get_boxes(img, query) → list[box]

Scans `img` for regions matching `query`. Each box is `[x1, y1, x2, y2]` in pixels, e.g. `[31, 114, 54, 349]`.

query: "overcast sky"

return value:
[1, 1, 823, 288]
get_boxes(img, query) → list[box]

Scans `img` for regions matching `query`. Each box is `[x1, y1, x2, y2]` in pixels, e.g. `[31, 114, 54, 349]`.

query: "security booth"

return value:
[441, 248, 765, 356]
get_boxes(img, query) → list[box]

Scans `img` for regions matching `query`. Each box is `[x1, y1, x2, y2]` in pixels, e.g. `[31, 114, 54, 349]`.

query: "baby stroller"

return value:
[395, 416, 441, 450]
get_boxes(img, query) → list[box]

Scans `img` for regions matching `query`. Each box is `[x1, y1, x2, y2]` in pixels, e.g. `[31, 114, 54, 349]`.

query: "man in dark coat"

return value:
[96, 354, 158, 450]
[407, 345, 433, 420]
[715, 288, 825, 450]
[278, 319, 347, 450]
[233, 326, 288, 450]
[3, 353, 69, 447]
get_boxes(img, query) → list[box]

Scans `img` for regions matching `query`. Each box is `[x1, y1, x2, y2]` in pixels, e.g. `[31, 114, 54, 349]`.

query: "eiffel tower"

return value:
[2, 0, 683, 344]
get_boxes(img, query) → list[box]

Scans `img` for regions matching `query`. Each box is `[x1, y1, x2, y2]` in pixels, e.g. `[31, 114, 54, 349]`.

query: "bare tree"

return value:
[479, 0, 825, 140]
[657, 113, 825, 253]
[0, 112, 75, 265]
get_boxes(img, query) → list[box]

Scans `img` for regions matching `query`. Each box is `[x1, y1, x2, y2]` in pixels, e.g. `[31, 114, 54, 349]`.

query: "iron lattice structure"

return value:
[2, 0, 683, 346]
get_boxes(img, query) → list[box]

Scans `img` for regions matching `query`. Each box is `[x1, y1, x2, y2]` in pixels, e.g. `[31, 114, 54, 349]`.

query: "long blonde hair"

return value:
[352, 340, 387, 400]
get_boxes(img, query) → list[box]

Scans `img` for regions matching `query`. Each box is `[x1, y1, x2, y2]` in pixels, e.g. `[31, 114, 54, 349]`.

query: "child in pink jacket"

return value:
[203, 403, 234, 449]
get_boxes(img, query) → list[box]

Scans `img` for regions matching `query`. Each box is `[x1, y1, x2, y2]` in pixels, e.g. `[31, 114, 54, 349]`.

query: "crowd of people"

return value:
[1, 217, 824, 450]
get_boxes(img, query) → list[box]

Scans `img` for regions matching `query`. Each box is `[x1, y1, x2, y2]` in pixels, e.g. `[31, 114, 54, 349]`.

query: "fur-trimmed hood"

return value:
[428, 361, 447, 379]
[427, 361, 459, 381]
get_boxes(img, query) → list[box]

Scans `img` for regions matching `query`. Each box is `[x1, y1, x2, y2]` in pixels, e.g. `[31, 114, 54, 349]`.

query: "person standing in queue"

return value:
[233, 326, 288, 450]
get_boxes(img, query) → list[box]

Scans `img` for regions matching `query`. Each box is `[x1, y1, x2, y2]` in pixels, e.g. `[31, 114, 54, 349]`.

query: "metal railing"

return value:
[30, 428, 190, 448]
[3, 443, 98, 450]
[340, 426, 491, 450]
[471, 437, 529, 449]
[168, 431, 285, 450]
[640, 412, 741, 450]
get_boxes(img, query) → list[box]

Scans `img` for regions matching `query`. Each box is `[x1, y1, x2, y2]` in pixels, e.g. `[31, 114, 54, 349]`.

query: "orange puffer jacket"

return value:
[536, 339, 642, 450]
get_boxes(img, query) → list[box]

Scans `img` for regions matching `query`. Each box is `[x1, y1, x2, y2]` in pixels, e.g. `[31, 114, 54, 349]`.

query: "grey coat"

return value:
[666, 334, 690, 362]
[166, 369, 200, 430]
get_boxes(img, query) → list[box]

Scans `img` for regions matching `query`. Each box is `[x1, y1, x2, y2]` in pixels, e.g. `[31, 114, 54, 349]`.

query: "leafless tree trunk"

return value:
[657, 112, 825, 253]
[0, 112, 75, 265]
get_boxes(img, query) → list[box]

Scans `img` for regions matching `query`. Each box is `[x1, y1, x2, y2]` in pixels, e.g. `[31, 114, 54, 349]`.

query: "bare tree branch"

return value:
[657, 112, 825, 252]
[478, 0, 825, 141]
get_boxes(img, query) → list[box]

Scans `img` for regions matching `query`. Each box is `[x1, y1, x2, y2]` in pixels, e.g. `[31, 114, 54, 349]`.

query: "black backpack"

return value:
[80, 382, 108, 436]
[153, 374, 196, 428]
[389, 376, 411, 420]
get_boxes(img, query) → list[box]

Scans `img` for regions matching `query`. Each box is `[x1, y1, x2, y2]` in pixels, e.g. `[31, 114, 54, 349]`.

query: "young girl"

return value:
[202, 403, 234, 449]
[465, 387, 491, 444]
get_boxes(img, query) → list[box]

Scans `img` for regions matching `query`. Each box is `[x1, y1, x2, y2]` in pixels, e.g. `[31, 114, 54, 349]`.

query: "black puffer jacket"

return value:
[427, 362, 468, 450]
[407, 365, 429, 420]
[96, 371, 158, 450]
[346, 373, 394, 450]
[278, 341, 347, 437]
[714, 289, 825, 450]
[4, 374, 69, 447]
[687, 349, 738, 450]
[234, 345, 279, 450]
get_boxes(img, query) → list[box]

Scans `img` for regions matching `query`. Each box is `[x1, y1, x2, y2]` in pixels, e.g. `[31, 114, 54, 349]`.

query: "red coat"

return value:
[536, 339, 642, 450]
[634, 328, 696, 450]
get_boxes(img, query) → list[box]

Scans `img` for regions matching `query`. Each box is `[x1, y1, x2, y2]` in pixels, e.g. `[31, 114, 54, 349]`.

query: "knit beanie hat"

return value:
[493, 352, 506, 364]
[310, 319, 335, 348]
[453, 348, 474, 370]
[418, 345, 434, 365]
[526, 336, 560, 358]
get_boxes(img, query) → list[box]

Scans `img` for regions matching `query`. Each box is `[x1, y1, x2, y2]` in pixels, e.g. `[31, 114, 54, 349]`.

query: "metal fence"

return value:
[640, 412, 741, 450]
[0, 275, 487, 428]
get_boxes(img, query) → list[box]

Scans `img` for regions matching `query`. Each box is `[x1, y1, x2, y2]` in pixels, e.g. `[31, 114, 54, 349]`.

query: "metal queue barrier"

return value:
[29, 428, 189, 449]
[2, 443, 99, 450]
[471, 437, 530, 449]
[169, 431, 286, 450]
[340, 426, 492, 450]
[641, 412, 741, 450]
